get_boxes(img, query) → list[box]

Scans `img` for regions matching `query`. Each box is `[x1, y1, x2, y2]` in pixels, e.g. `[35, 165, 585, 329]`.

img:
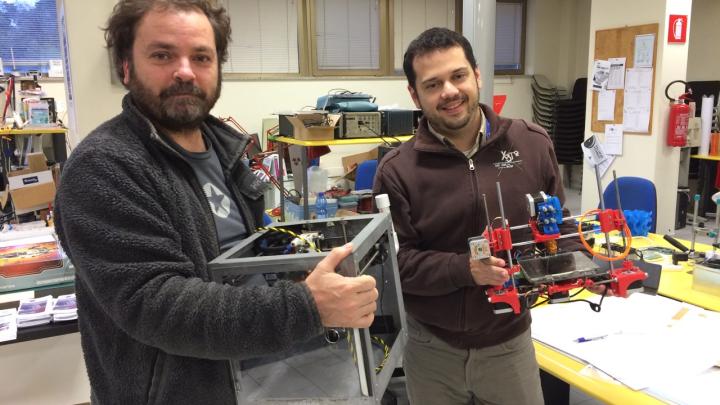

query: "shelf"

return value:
[0, 127, 68, 135]
[690, 154, 720, 161]
[270, 135, 413, 146]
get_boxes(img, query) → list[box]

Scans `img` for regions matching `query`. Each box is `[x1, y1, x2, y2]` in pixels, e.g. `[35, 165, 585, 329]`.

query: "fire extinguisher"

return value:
[665, 80, 691, 147]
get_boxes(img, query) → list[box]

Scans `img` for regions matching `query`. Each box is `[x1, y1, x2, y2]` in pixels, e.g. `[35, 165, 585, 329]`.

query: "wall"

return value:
[580, 0, 692, 234]
[53, 0, 591, 176]
[687, 0, 720, 81]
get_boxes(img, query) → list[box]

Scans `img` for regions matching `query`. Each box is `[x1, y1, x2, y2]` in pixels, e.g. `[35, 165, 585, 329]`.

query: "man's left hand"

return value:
[587, 284, 615, 296]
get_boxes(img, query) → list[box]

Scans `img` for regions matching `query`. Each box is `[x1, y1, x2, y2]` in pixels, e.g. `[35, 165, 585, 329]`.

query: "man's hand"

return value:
[469, 256, 509, 286]
[588, 283, 615, 296]
[305, 244, 378, 328]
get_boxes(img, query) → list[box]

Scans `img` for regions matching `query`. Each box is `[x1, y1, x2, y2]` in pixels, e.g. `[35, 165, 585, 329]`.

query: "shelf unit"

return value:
[271, 135, 413, 220]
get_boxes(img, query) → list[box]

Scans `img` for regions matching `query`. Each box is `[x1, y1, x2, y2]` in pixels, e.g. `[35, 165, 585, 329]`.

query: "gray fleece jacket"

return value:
[55, 95, 324, 404]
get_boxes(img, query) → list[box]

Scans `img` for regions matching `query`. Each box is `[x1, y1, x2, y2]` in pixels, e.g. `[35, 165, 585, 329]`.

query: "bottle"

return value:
[316, 192, 328, 219]
[375, 194, 399, 251]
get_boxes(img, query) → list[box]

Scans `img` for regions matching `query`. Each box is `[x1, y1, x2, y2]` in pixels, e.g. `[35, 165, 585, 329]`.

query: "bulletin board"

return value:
[591, 23, 658, 134]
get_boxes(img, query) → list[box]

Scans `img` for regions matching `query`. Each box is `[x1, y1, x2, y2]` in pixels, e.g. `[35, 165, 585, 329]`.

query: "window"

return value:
[222, 0, 300, 74]
[495, 0, 526, 75]
[223, 0, 460, 78]
[311, 0, 382, 74]
[222, 0, 527, 78]
[393, 0, 458, 72]
[0, 0, 62, 76]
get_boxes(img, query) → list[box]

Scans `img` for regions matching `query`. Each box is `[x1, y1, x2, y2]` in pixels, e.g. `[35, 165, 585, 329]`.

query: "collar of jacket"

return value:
[120, 93, 250, 172]
[413, 103, 512, 154]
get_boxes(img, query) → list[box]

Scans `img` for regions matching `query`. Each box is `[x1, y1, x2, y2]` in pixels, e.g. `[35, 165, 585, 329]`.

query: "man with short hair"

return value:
[55, 1, 377, 403]
[374, 27, 585, 404]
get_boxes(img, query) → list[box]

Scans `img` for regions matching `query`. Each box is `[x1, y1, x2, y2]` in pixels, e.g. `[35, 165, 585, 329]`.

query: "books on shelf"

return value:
[16, 295, 53, 328]
[0, 308, 18, 342]
[52, 293, 77, 322]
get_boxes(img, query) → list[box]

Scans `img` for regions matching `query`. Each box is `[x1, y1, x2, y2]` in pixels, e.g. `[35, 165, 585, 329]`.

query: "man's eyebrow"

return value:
[144, 42, 214, 54]
[420, 67, 468, 86]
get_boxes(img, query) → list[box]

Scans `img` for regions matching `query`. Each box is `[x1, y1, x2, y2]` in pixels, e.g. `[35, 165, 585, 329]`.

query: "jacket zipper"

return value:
[461, 156, 481, 330]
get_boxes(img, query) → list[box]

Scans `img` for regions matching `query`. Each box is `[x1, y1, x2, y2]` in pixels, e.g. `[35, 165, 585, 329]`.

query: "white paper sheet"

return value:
[623, 68, 653, 132]
[581, 135, 614, 178]
[0, 308, 18, 343]
[634, 34, 655, 68]
[531, 294, 720, 391]
[592, 60, 611, 91]
[598, 90, 616, 121]
[607, 57, 626, 90]
[603, 124, 623, 155]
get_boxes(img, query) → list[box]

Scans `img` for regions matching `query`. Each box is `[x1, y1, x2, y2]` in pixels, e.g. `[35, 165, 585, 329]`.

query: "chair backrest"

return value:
[601, 176, 657, 232]
[354, 159, 378, 190]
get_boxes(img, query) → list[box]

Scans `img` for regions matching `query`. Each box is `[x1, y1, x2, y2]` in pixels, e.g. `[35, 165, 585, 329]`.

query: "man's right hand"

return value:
[305, 244, 378, 328]
[469, 256, 509, 286]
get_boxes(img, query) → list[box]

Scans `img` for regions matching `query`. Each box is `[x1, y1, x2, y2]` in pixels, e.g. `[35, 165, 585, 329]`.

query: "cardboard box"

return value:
[284, 112, 341, 141]
[0, 238, 74, 293]
[9, 170, 56, 214]
[341, 147, 379, 180]
[27, 152, 48, 172]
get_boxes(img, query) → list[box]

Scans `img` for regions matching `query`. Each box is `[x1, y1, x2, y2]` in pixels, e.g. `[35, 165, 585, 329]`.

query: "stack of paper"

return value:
[52, 293, 77, 322]
[16, 295, 53, 328]
[0, 308, 18, 342]
[532, 293, 720, 391]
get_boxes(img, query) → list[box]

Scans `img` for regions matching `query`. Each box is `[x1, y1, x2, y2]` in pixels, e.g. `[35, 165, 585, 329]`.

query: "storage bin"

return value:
[284, 198, 337, 221]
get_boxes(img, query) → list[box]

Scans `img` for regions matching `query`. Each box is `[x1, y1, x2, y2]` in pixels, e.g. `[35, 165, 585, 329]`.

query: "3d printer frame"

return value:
[469, 177, 648, 315]
[208, 213, 406, 405]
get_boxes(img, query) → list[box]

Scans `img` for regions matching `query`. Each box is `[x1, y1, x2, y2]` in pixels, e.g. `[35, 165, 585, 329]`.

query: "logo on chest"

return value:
[493, 150, 523, 170]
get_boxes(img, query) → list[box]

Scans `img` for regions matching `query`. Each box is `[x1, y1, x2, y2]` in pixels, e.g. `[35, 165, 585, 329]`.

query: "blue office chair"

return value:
[601, 176, 657, 232]
[354, 159, 378, 191]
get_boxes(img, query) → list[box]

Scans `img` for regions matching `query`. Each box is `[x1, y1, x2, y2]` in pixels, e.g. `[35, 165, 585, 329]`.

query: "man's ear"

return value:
[408, 85, 421, 109]
[122, 60, 130, 85]
[474, 68, 482, 90]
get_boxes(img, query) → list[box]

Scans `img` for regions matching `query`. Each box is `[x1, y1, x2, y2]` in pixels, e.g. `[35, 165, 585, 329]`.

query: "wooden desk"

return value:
[271, 135, 413, 220]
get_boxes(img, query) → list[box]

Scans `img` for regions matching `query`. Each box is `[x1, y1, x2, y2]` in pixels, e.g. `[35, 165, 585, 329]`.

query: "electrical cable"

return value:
[358, 122, 402, 146]
[256, 226, 320, 252]
[577, 208, 632, 261]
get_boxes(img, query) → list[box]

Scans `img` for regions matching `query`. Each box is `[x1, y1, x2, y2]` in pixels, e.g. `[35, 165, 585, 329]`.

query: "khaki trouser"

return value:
[404, 317, 544, 405]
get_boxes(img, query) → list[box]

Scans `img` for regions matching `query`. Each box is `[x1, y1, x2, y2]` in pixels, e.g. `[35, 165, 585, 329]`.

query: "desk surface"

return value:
[691, 154, 720, 161]
[535, 232, 720, 403]
[271, 135, 413, 146]
[0, 127, 68, 135]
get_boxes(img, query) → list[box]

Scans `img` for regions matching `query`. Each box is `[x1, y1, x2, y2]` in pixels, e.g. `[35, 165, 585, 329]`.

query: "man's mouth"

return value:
[441, 98, 465, 114]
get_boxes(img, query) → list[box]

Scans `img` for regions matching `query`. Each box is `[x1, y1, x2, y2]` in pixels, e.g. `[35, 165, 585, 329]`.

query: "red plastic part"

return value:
[529, 221, 560, 243]
[598, 209, 625, 234]
[609, 260, 648, 297]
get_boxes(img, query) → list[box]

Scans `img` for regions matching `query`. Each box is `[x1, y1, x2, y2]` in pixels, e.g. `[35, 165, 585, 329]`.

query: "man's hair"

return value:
[104, 0, 231, 81]
[402, 27, 477, 90]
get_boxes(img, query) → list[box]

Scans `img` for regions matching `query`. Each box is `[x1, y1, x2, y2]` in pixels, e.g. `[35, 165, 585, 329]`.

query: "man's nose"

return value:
[173, 58, 196, 82]
[441, 81, 460, 98]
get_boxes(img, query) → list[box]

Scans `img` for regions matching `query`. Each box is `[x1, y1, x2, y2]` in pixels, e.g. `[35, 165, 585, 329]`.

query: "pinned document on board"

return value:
[623, 68, 653, 132]
[603, 124, 623, 155]
[597, 90, 616, 121]
[591, 60, 611, 91]
[634, 34, 655, 68]
[606, 57, 626, 90]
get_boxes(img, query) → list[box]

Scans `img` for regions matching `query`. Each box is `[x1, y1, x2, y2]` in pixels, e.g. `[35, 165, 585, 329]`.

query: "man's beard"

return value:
[127, 66, 221, 132]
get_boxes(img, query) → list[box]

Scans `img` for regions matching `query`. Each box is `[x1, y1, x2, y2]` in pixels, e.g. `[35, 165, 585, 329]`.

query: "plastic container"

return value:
[284, 198, 338, 221]
[307, 166, 328, 195]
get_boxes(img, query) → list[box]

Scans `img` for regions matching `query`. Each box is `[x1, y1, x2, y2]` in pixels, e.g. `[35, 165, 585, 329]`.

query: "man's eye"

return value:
[151, 53, 170, 61]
